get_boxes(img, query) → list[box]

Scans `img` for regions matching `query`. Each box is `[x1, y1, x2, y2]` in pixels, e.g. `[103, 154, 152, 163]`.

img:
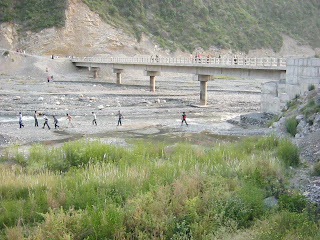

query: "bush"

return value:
[308, 84, 316, 91]
[257, 211, 320, 240]
[312, 161, 320, 176]
[285, 117, 298, 137]
[279, 194, 307, 213]
[3, 51, 9, 56]
[277, 139, 299, 167]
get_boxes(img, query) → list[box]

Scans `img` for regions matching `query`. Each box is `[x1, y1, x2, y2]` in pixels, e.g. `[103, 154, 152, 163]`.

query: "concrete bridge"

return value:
[72, 56, 287, 106]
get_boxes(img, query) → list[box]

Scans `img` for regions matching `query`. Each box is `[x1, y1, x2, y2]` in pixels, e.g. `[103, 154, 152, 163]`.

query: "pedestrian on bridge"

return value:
[181, 112, 188, 126]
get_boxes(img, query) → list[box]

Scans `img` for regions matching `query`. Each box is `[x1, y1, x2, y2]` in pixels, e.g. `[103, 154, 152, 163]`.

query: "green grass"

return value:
[0, 136, 317, 239]
[285, 117, 298, 137]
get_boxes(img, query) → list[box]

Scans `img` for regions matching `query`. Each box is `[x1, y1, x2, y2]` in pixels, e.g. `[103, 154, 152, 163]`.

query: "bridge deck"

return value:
[72, 57, 287, 70]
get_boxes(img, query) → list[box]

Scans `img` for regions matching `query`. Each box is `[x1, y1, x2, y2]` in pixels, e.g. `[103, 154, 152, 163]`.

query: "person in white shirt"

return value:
[18, 112, 24, 128]
[92, 112, 97, 126]
[42, 115, 51, 130]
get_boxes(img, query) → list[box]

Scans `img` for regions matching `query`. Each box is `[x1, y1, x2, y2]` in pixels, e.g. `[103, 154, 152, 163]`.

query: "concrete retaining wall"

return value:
[261, 58, 320, 114]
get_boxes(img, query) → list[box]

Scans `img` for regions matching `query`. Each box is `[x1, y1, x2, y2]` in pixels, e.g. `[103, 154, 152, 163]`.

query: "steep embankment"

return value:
[0, 0, 319, 56]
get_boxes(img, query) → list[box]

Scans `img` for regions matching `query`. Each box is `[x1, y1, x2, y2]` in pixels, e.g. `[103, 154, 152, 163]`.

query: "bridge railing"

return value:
[72, 56, 287, 67]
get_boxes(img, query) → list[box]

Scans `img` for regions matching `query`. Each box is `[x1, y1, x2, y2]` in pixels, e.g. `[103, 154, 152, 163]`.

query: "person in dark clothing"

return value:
[18, 112, 24, 128]
[181, 112, 188, 126]
[34, 111, 39, 127]
[116, 111, 123, 126]
[42, 115, 50, 129]
[53, 115, 59, 129]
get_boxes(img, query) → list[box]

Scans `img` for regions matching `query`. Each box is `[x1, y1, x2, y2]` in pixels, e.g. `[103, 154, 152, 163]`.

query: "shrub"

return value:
[277, 139, 299, 167]
[279, 194, 307, 213]
[285, 117, 298, 137]
[3, 51, 9, 56]
[308, 84, 316, 91]
[257, 211, 320, 240]
[312, 161, 320, 176]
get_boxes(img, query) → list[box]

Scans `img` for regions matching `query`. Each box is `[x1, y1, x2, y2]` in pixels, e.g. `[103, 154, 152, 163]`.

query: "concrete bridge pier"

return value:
[113, 69, 124, 85]
[198, 75, 211, 105]
[93, 68, 99, 79]
[145, 71, 161, 92]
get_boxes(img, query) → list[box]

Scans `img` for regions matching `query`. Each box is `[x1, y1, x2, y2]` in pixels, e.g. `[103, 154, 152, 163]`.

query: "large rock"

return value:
[263, 196, 278, 209]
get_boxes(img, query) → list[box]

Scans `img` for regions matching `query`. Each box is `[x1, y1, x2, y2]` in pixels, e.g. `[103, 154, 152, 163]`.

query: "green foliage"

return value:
[277, 138, 300, 167]
[285, 117, 298, 137]
[1, 0, 319, 52]
[81, 0, 320, 52]
[2, 50, 9, 56]
[301, 97, 320, 117]
[308, 84, 316, 91]
[279, 194, 307, 213]
[257, 211, 320, 240]
[0, 137, 318, 239]
[312, 161, 320, 176]
[0, 0, 67, 31]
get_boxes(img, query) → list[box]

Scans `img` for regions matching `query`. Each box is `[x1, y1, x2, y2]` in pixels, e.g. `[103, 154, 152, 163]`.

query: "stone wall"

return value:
[261, 58, 320, 113]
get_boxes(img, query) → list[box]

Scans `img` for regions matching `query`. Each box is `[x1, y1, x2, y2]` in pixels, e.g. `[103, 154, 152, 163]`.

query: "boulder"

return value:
[296, 114, 305, 123]
[297, 120, 307, 132]
[13, 96, 21, 100]
[38, 97, 44, 101]
[263, 196, 278, 209]
[98, 105, 104, 110]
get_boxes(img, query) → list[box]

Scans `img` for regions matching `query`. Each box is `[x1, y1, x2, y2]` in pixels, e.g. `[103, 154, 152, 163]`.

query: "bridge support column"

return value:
[145, 71, 161, 92]
[113, 69, 124, 85]
[198, 75, 211, 105]
[90, 67, 99, 79]
[150, 76, 156, 92]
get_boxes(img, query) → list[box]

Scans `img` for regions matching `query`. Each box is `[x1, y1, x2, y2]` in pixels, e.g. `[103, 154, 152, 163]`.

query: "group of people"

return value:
[18, 111, 75, 129]
[18, 111, 188, 129]
[150, 55, 160, 62]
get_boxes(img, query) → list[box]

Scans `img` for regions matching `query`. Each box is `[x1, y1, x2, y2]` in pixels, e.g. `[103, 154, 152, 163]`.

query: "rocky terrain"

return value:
[270, 90, 320, 203]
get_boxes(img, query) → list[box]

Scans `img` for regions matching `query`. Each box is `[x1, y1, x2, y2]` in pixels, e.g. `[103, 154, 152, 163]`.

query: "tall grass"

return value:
[0, 136, 318, 239]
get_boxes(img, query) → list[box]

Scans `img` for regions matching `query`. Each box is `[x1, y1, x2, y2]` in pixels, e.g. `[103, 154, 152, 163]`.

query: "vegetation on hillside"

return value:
[82, 0, 320, 52]
[0, 0, 319, 53]
[0, 136, 319, 239]
[0, 0, 66, 31]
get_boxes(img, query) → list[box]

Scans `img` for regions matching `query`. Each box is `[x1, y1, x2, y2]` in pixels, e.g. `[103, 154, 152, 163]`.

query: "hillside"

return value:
[0, 0, 319, 53]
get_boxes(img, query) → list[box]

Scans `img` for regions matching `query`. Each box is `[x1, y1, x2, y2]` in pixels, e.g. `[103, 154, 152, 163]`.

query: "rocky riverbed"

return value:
[0, 54, 272, 149]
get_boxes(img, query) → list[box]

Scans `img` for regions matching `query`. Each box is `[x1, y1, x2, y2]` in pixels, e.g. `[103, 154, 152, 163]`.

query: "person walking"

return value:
[66, 113, 74, 127]
[181, 112, 188, 126]
[116, 111, 123, 126]
[53, 115, 59, 129]
[18, 112, 24, 128]
[42, 115, 50, 129]
[92, 112, 97, 126]
[34, 111, 39, 127]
